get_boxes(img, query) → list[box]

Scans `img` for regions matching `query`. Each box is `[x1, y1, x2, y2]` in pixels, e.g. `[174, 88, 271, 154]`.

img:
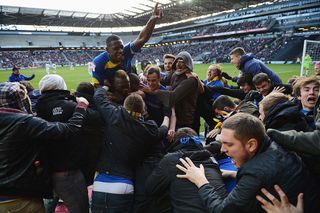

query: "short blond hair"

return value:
[208, 64, 223, 74]
[260, 92, 289, 116]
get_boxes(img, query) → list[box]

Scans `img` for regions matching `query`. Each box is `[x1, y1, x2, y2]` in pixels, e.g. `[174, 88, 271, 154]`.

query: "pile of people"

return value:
[1, 3, 320, 213]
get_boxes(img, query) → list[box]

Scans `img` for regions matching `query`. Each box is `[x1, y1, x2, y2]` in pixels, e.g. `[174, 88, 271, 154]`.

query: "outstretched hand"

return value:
[272, 86, 286, 94]
[206, 128, 221, 139]
[153, 2, 164, 20]
[176, 157, 209, 188]
[256, 185, 303, 213]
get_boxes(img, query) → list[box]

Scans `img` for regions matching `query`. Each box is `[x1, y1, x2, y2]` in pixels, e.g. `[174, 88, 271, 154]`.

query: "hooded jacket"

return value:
[267, 97, 320, 155]
[173, 51, 193, 72]
[36, 90, 85, 172]
[267, 98, 320, 192]
[239, 53, 282, 84]
[156, 51, 201, 131]
[263, 100, 311, 132]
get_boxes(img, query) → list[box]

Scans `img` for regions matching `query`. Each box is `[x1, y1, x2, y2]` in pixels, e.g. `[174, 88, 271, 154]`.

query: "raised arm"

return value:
[94, 87, 118, 123]
[133, 3, 163, 49]
[23, 73, 35, 81]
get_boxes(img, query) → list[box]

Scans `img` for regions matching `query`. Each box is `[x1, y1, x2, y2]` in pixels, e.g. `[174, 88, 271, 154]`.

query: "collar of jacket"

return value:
[168, 142, 203, 153]
[254, 136, 271, 157]
[38, 90, 76, 102]
[0, 107, 26, 114]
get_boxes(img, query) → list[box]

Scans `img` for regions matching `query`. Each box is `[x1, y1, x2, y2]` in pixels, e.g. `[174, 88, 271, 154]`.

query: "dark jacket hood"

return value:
[264, 100, 309, 131]
[239, 53, 254, 70]
[37, 90, 75, 106]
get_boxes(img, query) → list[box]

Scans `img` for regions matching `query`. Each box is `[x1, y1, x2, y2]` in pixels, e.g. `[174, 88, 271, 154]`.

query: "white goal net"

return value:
[300, 39, 320, 76]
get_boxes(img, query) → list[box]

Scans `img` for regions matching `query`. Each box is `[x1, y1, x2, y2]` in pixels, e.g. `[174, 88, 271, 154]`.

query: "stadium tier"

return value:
[0, 0, 319, 70]
[1, 35, 318, 69]
[1, 1, 320, 212]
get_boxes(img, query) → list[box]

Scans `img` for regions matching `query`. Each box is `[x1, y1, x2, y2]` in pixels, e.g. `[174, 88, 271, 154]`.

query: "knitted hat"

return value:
[39, 74, 67, 92]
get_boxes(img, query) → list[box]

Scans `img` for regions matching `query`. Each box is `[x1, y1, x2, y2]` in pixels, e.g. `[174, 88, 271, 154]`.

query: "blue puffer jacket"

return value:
[239, 53, 282, 84]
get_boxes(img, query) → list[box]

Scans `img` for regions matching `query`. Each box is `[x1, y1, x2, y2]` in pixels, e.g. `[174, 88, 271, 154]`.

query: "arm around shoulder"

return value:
[26, 103, 87, 141]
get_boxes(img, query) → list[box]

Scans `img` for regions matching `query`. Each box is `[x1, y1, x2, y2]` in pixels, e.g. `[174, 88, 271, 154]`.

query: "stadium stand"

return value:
[1, 1, 320, 213]
[0, 0, 319, 69]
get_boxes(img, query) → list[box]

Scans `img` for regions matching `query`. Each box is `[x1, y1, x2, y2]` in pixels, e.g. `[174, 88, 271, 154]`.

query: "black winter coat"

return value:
[263, 100, 310, 132]
[146, 144, 227, 213]
[0, 107, 86, 198]
[36, 90, 84, 172]
[94, 88, 168, 180]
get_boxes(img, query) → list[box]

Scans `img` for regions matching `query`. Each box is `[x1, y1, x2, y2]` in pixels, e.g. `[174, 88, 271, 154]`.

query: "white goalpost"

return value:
[300, 39, 320, 76]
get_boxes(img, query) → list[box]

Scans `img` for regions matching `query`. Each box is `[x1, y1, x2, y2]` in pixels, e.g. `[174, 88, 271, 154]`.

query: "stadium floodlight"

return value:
[300, 39, 320, 76]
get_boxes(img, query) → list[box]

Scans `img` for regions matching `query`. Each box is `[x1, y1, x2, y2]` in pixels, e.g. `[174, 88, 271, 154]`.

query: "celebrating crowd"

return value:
[1, 3, 320, 213]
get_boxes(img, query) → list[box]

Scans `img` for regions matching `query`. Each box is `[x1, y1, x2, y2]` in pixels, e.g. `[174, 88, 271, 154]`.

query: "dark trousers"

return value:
[44, 170, 88, 213]
[91, 191, 134, 213]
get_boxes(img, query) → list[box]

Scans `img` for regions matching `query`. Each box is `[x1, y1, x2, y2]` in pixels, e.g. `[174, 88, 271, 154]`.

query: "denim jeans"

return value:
[91, 191, 134, 213]
[49, 170, 89, 213]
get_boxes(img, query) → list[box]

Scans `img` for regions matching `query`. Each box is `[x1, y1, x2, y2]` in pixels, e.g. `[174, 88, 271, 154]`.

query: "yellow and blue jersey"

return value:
[203, 78, 224, 101]
[92, 42, 140, 85]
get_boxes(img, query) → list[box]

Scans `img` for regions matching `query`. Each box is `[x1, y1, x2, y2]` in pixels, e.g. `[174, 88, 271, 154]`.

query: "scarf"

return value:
[127, 110, 144, 122]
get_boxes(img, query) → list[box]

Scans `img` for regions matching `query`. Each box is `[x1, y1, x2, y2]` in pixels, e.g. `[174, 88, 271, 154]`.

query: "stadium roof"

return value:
[0, 0, 277, 28]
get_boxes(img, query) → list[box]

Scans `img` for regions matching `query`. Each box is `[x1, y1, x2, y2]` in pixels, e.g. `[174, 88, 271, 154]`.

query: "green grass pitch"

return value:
[0, 63, 304, 91]
[0, 63, 307, 133]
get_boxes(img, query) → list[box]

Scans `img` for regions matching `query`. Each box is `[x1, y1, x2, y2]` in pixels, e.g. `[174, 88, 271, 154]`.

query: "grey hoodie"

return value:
[173, 51, 193, 73]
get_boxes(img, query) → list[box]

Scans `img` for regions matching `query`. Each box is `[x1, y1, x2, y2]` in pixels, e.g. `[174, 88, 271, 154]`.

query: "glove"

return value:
[221, 72, 233, 80]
